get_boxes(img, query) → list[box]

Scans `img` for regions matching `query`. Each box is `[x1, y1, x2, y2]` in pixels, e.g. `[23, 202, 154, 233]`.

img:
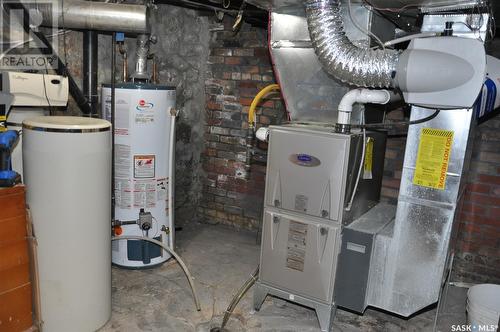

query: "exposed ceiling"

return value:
[158, 0, 500, 35]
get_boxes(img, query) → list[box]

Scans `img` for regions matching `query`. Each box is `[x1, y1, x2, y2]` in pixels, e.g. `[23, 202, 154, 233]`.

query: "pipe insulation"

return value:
[22, 0, 149, 33]
[305, 0, 400, 88]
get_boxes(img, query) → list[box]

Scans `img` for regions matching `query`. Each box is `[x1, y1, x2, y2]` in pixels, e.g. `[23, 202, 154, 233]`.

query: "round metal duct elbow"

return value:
[305, 0, 400, 88]
[23, 0, 149, 34]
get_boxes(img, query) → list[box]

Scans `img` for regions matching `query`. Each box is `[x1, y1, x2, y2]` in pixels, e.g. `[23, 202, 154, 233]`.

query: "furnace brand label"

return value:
[289, 153, 321, 167]
[413, 128, 454, 190]
[286, 221, 308, 272]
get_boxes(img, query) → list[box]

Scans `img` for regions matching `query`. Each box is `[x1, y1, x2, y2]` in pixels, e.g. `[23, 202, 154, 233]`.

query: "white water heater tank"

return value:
[102, 83, 176, 268]
[23, 116, 112, 332]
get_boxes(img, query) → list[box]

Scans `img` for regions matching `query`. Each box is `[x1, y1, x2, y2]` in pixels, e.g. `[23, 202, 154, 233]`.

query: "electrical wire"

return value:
[346, 110, 366, 212]
[173, 0, 238, 13]
[353, 109, 440, 128]
[383, 31, 439, 47]
[348, 0, 384, 49]
[362, 0, 421, 13]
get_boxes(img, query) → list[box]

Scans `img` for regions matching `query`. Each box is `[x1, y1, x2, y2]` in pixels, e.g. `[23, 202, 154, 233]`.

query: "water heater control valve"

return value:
[138, 209, 153, 231]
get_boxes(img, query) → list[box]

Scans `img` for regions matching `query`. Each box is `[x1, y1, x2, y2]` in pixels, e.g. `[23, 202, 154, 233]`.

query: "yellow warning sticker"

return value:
[363, 137, 374, 180]
[413, 128, 454, 190]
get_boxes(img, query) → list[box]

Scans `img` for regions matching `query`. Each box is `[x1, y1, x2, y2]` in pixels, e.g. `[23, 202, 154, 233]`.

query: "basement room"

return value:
[1, 0, 499, 331]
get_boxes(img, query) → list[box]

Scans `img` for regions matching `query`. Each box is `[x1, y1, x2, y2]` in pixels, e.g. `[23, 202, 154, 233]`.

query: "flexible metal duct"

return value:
[305, 0, 400, 88]
[22, 0, 149, 33]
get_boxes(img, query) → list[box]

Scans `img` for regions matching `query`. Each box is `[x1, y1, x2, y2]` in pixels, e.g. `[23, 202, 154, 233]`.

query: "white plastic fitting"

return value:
[337, 88, 392, 126]
[256, 127, 270, 142]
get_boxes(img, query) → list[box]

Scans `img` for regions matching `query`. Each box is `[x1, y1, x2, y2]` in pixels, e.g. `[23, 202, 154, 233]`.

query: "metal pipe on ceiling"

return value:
[22, 0, 150, 34]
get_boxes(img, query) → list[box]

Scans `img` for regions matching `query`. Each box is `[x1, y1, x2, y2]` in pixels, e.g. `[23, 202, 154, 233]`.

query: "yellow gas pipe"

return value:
[248, 84, 280, 128]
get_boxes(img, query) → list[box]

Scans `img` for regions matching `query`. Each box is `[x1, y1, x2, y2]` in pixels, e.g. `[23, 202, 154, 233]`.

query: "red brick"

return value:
[225, 57, 242, 65]
[383, 179, 401, 189]
[490, 207, 500, 219]
[465, 192, 500, 206]
[241, 66, 259, 74]
[207, 100, 221, 110]
[477, 174, 500, 185]
[461, 203, 488, 216]
[467, 183, 490, 194]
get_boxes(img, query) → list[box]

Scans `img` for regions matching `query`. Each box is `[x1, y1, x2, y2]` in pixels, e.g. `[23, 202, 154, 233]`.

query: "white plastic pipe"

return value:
[338, 89, 392, 126]
[168, 109, 177, 247]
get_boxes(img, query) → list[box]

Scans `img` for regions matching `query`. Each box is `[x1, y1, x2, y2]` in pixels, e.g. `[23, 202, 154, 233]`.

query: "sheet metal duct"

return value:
[22, 0, 149, 33]
[269, 2, 394, 122]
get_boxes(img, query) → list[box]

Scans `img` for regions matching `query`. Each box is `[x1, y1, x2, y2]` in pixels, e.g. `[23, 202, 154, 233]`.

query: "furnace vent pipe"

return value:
[22, 0, 149, 33]
[336, 88, 391, 133]
[305, 0, 400, 88]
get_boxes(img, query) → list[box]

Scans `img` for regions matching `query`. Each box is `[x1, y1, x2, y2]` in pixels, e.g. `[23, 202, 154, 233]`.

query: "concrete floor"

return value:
[100, 224, 468, 332]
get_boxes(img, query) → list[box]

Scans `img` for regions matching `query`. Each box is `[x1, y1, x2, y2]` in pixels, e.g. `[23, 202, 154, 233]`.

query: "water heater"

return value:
[102, 83, 176, 268]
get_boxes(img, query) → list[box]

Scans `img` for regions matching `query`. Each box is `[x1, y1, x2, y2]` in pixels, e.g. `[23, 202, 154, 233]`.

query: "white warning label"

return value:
[115, 144, 131, 178]
[115, 178, 132, 209]
[104, 95, 130, 136]
[133, 179, 156, 208]
[134, 155, 155, 178]
[156, 177, 168, 201]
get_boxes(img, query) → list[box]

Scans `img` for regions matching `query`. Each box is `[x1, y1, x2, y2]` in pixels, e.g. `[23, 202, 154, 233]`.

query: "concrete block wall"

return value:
[199, 17, 286, 230]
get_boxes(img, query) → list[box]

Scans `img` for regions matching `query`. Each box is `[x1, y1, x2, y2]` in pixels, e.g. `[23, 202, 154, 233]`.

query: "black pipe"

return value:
[83, 31, 99, 117]
[3, 1, 92, 115]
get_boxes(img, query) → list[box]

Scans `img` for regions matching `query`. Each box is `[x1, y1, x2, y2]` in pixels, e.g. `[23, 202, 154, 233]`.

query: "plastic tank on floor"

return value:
[22, 116, 112, 332]
[102, 83, 176, 268]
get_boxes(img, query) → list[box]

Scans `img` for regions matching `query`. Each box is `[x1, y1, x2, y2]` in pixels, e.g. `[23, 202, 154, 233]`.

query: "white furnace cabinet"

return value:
[254, 124, 364, 332]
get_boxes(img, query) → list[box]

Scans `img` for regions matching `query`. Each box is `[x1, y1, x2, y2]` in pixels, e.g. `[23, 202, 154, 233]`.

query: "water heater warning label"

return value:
[413, 128, 454, 190]
[134, 155, 155, 178]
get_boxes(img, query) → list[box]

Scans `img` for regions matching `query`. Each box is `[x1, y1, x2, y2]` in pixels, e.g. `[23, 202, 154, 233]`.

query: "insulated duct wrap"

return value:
[305, 0, 400, 88]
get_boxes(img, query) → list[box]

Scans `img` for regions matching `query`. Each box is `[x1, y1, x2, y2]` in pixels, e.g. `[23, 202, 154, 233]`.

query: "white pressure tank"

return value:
[22, 116, 112, 332]
[102, 83, 176, 268]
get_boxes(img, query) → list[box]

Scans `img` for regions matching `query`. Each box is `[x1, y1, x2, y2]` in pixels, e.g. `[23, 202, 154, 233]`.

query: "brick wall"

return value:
[452, 117, 500, 283]
[199, 18, 285, 230]
[199, 19, 500, 282]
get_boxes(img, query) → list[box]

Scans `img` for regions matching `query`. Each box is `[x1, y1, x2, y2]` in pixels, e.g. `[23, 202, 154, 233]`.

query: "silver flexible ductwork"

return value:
[305, 0, 400, 88]
[23, 0, 149, 33]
